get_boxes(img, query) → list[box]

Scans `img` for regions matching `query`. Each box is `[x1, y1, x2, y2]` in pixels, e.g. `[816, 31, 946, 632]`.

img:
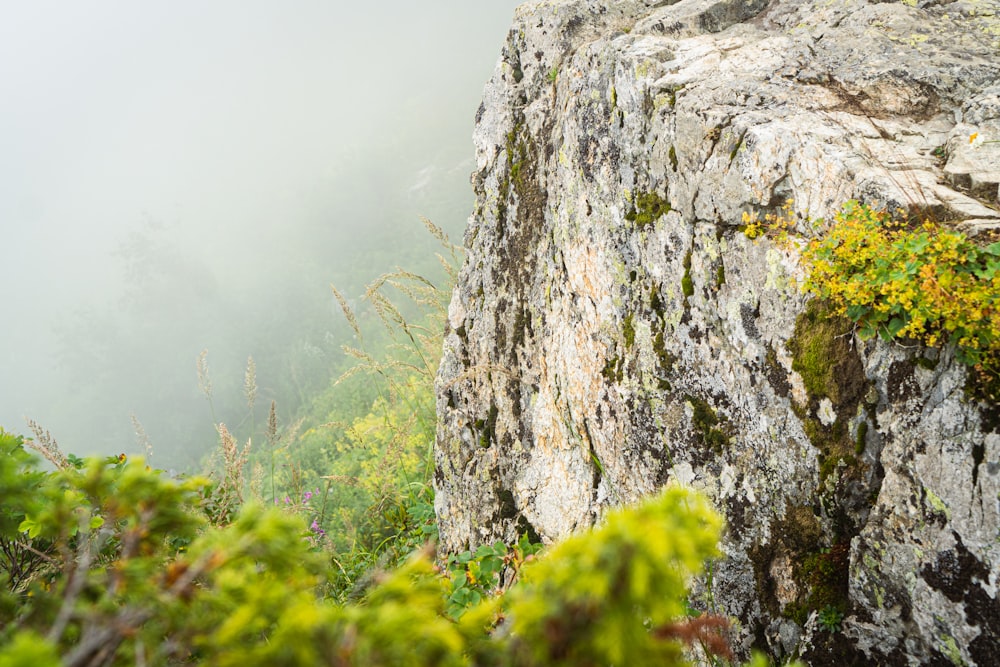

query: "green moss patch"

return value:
[751, 505, 825, 618]
[603, 355, 624, 384]
[625, 191, 671, 228]
[652, 330, 676, 391]
[685, 395, 731, 455]
[782, 302, 881, 634]
[854, 421, 868, 455]
[623, 313, 636, 349]
[749, 504, 851, 630]
[787, 300, 880, 548]
[787, 302, 867, 475]
[475, 403, 499, 448]
[783, 541, 851, 627]
[788, 302, 866, 409]
[680, 250, 694, 311]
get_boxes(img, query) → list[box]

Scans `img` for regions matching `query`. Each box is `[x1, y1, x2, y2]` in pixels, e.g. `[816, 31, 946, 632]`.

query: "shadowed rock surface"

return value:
[435, 0, 1000, 663]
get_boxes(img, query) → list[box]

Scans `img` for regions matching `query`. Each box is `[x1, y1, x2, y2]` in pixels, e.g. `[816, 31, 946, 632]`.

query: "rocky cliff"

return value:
[434, 0, 1000, 663]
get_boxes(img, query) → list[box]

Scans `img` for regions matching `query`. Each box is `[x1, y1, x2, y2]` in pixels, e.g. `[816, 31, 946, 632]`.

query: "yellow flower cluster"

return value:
[741, 199, 799, 248]
[802, 202, 999, 381]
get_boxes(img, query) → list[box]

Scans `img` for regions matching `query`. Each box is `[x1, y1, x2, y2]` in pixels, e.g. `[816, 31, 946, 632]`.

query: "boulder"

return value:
[435, 0, 1000, 663]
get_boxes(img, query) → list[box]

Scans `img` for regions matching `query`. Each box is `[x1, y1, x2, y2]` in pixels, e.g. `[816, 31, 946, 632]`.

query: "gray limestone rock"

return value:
[435, 0, 1000, 663]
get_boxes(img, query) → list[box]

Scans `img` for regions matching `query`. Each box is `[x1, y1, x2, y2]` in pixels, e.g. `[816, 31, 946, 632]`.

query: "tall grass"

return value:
[183, 218, 460, 594]
[316, 218, 460, 595]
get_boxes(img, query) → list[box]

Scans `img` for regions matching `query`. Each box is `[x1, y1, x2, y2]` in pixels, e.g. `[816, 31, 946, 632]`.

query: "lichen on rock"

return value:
[435, 0, 1000, 664]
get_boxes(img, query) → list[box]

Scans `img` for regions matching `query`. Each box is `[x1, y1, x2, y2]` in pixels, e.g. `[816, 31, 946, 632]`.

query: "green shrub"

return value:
[502, 485, 725, 666]
[1, 439, 746, 666]
[444, 534, 542, 619]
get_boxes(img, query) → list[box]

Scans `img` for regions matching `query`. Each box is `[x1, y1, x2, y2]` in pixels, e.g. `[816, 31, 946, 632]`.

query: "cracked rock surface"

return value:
[435, 0, 1000, 663]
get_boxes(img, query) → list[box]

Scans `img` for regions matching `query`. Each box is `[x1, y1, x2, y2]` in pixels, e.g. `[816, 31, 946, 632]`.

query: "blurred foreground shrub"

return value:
[0, 428, 776, 666]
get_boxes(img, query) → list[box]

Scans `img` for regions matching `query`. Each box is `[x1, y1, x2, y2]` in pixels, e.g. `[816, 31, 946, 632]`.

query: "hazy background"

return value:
[1, 1, 521, 468]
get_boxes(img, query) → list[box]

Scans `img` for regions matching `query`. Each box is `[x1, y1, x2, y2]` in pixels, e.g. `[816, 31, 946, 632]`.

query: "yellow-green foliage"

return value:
[2, 438, 737, 667]
[803, 201, 1000, 381]
[504, 486, 723, 666]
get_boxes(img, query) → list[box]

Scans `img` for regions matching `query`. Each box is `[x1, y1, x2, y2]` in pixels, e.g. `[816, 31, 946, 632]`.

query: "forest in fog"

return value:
[0, 0, 521, 468]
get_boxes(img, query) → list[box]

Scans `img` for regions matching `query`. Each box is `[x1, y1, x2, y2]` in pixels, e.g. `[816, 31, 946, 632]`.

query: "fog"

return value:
[1, 1, 521, 468]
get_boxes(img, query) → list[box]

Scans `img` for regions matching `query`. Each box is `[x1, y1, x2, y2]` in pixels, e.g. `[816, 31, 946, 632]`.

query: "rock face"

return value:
[434, 0, 1000, 663]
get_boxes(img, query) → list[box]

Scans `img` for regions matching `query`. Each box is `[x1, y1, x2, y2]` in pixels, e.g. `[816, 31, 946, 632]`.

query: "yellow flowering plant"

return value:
[803, 201, 1000, 394]
[741, 199, 800, 248]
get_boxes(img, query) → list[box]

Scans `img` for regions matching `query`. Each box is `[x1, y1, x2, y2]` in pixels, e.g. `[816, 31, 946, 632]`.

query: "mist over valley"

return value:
[1, 1, 521, 468]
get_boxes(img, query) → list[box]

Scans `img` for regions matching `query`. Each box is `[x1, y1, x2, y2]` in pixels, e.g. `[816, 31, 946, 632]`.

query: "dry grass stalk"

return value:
[266, 400, 278, 448]
[321, 474, 359, 487]
[388, 269, 437, 293]
[367, 288, 406, 330]
[265, 400, 279, 503]
[213, 423, 250, 521]
[24, 418, 68, 470]
[420, 217, 462, 274]
[330, 285, 362, 340]
[196, 349, 212, 399]
[244, 355, 257, 411]
[420, 216, 450, 246]
[249, 461, 265, 501]
[130, 414, 154, 461]
[196, 349, 219, 424]
[283, 416, 304, 447]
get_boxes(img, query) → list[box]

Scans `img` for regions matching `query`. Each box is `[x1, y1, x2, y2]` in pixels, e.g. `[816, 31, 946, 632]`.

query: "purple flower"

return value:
[284, 496, 291, 504]
[304, 491, 313, 501]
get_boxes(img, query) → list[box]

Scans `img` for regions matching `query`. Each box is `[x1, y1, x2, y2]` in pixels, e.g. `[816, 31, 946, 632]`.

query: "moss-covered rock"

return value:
[788, 302, 866, 411]
[624, 191, 671, 228]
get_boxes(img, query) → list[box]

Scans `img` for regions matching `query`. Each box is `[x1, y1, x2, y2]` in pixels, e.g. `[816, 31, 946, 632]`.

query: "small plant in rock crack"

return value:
[741, 199, 800, 248]
[817, 605, 844, 633]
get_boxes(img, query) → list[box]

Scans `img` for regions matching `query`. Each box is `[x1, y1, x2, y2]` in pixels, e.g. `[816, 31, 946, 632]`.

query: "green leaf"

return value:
[17, 517, 39, 539]
[845, 304, 870, 322]
[886, 316, 907, 338]
[0, 631, 60, 667]
[857, 323, 878, 340]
